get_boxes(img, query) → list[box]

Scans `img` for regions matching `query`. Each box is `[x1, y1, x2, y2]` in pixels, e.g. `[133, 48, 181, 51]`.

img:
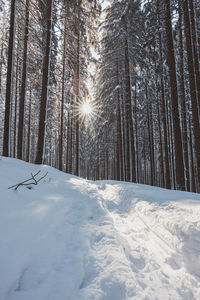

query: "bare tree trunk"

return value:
[116, 62, 123, 181]
[13, 36, 20, 158]
[17, 0, 29, 159]
[188, 0, 200, 111]
[145, 81, 155, 186]
[134, 78, 139, 183]
[124, 31, 136, 182]
[188, 104, 196, 192]
[35, 0, 53, 164]
[156, 79, 164, 187]
[164, 0, 185, 190]
[59, 9, 67, 171]
[66, 110, 70, 173]
[178, 0, 190, 191]
[75, 0, 81, 176]
[122, 100, 126, 181]
[3, 0, 16, 157]
[157, 0, 171, 189]
[26, 86, 32, 162]
[183, 0, 200, 190]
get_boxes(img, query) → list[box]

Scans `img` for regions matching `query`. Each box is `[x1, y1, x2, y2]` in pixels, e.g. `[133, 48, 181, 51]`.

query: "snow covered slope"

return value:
[0, 158, 200, 300]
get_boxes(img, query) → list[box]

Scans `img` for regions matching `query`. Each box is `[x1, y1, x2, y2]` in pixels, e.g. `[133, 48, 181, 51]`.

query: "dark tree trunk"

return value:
[26, 86, 32, 162]
[146, 83, 155, 186]
[188, 0, 200, 111]
[116, 63, 123, 181]
[75, 0, 81, 176]
[3, 0, 16, 157]
[134, 79, 139, 183]
[0, 28, 5, 94]
[17, 0, 29, 159]
[124, 32, 136, 182]
[178, 0, 190, 191]
[122, 100, 126, 181]
[13, 37, 20, 158]
[156, 79, 164, 187]
[183, 0, 200, 190]
[188, 103, 196, 192]
[157, 0, 171, 189]
[59, 9, 67, 171]
[69, 118, 73, 174]
[66, 111, 70, 173]
[164, 0, 185, 190]
[35, 0, 53, 164]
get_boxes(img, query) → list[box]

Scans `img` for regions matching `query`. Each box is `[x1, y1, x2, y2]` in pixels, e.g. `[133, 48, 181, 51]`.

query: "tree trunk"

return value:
[183, 0, 200, 190]
[164, 0, 185, 190]
[26, 86, 32, 162]
[35, 0, 53, 164]
[188, 0, 200, 111]
[59, 9, 67, 171]
[13, 36, 20, 158]
[124, 31, 136, 182]
[75, 0, 81, 176]
[157, 0, 171, 189]
[156, 79, 164, 187]
[178, 0, 190, 191]
[134, 78, 139, 183]
[3, 0, 16, 157]
[17, 0, 29, 159]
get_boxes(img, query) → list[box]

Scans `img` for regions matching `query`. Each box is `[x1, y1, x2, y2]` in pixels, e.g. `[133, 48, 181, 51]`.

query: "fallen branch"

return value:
[8, 170, 48, 190]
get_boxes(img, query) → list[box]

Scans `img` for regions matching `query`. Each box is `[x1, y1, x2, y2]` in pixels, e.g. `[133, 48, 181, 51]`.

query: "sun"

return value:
[73, 97, 102, 130]
[76, 99, 98, 124]
[80, 101, 93, 117]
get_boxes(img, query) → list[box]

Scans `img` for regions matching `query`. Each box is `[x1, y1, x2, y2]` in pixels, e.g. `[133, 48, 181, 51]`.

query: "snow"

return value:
[0, 158, 200, 300]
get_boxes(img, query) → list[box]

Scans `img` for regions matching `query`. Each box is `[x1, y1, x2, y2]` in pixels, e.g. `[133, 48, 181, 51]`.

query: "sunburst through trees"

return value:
[74, 97, 100, 128]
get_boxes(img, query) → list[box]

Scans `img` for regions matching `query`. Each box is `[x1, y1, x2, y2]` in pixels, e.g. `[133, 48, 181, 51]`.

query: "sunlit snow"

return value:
[0, 158, 200, 300]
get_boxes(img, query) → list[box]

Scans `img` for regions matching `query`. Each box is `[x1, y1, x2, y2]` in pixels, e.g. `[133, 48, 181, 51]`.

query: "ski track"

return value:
[97, 183, 200, 300]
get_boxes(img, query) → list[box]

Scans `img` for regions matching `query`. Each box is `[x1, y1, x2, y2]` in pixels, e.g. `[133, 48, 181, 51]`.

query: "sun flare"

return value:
[73, 97, 102, 130]
[80, 101, 93, 117]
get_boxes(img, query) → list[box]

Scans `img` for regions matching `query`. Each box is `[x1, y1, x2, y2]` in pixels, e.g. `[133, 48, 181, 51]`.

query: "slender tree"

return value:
[17, 0, 29, 159]
[35, 0, 53, 164]
[3, 0, 16, 157]
[164, 0, 185, 190]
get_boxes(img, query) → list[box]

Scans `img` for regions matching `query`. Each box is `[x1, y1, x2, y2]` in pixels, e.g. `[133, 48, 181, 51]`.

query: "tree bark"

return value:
[35, 0, 53, 164]
[164, 0, 185, 190]
[188, 0, 200, 111]
[59, 9, 67, 171]
[3, 0, 16, 157]
[178, 0, 190, 191]
[17, 0, 29, 159]
[183, 0, 200, 190]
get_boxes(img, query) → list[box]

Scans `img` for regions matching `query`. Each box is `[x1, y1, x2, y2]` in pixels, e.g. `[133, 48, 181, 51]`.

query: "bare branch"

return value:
[8, 171, 48, 190]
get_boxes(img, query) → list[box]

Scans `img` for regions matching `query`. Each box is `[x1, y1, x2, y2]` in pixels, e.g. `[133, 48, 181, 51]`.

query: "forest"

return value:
[0, 0, 200, 193]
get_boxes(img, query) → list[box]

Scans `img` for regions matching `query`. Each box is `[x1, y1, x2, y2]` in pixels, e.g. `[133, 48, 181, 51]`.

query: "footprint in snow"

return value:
[129, 254, 146, 270]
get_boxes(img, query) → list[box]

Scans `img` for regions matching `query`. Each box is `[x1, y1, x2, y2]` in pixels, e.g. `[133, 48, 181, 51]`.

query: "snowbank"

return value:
[0, 158, 200, 300]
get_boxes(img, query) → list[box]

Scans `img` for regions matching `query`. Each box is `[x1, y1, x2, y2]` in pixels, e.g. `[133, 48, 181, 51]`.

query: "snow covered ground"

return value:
[0, 157, 200, 300]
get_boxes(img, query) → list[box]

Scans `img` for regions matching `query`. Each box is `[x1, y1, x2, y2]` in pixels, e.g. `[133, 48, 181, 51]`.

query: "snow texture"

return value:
[0, 158, 200, 300]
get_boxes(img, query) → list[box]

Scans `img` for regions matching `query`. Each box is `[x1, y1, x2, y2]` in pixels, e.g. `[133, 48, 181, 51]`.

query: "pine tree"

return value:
[3, 0, 16, 157]
[35, 0, 53, 164]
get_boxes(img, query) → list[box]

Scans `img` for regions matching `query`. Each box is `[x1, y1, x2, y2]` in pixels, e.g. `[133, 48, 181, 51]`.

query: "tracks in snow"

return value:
[97, 183, 200, 300]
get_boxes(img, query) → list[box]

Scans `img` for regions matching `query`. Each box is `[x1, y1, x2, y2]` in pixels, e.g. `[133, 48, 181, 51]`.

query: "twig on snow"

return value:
[8, 170, 48, 190]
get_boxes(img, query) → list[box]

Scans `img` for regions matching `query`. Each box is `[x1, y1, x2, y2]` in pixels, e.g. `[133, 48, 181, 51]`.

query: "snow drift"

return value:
[0, 157, 200, 300]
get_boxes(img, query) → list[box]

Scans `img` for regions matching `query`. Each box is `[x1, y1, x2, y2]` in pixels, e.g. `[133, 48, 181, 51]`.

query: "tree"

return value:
[35, 0, 53, 164]
[164, 0, 185, 190]
[3, 0, 16, 157]
[17, 0, 29, 159]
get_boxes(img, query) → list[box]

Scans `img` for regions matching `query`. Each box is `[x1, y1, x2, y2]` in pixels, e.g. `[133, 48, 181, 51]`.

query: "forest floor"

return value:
[0, 158, 200, 300]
